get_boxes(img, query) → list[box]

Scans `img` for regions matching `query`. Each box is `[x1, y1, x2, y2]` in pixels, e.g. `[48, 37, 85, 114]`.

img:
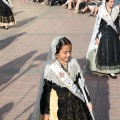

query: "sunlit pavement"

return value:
[0, 0, 120, 120]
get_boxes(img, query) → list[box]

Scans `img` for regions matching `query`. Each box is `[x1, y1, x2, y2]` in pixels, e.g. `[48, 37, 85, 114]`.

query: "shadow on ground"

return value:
[0, 102, 14, 120]
[0, 51, 37, 92]
[33, 52, 48, 61]
[14, 11, 24, 16]
[77, 58, 110, 120]
[4, 52, 48, 120]
[15, 17, 37, 27]
[13, 103, 35, 120]
[0, 32, 26, 50]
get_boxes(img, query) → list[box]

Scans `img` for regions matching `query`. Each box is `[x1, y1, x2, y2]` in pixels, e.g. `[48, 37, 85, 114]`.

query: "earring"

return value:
[55, 54, 58, 59]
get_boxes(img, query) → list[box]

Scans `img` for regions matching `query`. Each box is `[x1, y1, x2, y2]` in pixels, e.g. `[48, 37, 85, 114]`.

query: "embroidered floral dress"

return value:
[40, 58, 92, 120]
[88, 5, 120, 73]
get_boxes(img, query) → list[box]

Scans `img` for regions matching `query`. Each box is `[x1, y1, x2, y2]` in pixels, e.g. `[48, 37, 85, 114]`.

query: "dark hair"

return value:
[106, 0, 109, 2]
[55, 37, 72, 54]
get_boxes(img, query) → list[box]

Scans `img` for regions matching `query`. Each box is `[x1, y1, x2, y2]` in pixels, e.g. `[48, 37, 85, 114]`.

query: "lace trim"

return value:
[44, 59, 84, 87]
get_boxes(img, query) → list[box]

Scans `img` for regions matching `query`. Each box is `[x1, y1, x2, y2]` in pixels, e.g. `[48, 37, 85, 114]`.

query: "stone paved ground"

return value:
[0, 0, 120, 120]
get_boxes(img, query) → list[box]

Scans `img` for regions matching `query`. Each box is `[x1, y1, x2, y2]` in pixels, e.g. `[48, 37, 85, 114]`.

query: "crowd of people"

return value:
[0, 0, 119, 30]
[27, 0, 102, 16]
[26, 0, 119, 17]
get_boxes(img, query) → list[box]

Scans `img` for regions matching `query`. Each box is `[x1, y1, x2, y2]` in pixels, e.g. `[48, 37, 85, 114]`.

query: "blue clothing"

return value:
[114, 0, 119, 6]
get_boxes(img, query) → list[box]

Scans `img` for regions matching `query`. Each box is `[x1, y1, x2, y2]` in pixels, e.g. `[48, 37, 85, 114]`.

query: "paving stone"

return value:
[0, 0, 120, 120]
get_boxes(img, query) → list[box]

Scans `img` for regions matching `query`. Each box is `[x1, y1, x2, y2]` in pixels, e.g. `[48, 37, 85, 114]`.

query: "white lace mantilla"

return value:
[44, 58, 85, 87]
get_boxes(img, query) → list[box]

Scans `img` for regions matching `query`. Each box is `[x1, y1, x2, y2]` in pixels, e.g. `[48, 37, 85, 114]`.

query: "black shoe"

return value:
[109, 73, 117, 79]
[89, 13, 93, 16]
[3, 26, 8, 30]
[5, 26, 8, 30]
[92, 14, 96, 17]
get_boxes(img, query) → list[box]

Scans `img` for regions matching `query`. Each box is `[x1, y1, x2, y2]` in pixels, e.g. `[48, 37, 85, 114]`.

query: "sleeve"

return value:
[72, 59, 91, 102]
[114, 16, 120, 35]
[40, 79, 52, 114]
[95, 22, 101, 39]
[96, 30, 100, 39]
[76, 73, 91, 102]
[96, 19, 105, 40]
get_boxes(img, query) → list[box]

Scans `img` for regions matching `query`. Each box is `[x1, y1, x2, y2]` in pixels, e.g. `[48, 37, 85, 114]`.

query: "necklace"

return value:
[57, 60, 68, 72]
[56, 59, 70, 75]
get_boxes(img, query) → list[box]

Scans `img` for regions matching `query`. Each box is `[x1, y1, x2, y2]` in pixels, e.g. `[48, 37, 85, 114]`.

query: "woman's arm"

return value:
[76, 73, 92, 111]
[40, 79, 52, 119]
[76, 73, 91, 102]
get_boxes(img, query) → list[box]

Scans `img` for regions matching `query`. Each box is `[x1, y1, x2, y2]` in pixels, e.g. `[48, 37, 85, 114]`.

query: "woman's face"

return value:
[106, 0, 115, 8]
[57, 44, 72, 63]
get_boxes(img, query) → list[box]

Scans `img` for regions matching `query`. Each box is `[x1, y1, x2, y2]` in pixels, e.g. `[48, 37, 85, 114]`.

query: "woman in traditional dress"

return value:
[0, 0, 16, 30]
[86, 0, 120, 78]
[31, 37, 94, 120]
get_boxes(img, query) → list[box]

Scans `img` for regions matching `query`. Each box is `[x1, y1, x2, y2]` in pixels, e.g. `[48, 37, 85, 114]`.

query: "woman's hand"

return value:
[87, 102, 93, 111]
[41, 114, 49, 120]
[96, 38, 100, 45]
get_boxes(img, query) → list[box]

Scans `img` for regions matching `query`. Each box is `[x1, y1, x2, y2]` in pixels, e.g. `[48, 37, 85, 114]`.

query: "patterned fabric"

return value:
[0, 0, 16, 26]
[40, 58, 92, 120]
[95, 19, 120, 73]
[31, 36, 92, 120]
[86, 0, 105, 57]
[40, 59, 92, 120]
[44, 58, 85, 88]
[87, 6, 120, 73]
[40, 79, 92, 120]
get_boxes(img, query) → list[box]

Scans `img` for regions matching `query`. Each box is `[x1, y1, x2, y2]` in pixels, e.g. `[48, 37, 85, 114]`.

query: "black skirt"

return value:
[96, 19, 120, 73]
[56, 87, 92, 120]
[40, 79, 93, 120]
[0, 0, 16, 26]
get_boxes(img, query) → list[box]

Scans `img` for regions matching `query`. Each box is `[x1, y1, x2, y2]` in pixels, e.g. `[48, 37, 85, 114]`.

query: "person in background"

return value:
[0, 0, 16, 30]
[74, 0, 87, 13]
[114, 0, 119, 6]
[89, 0, 102, 17]
[86, 0, 120, 79]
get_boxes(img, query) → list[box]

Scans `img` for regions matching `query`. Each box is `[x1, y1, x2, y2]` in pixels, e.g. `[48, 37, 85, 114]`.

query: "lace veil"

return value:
[86, 0, 106, 58]
[31, 36, 64, 120]
[2, 0, 12, 8]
